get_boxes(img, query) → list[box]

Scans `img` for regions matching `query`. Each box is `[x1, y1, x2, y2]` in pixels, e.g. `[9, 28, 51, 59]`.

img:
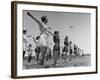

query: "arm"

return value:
[26, 35, 32, 37]
[27, 12, 51, 32]
[27, 12, 43, 26]
[25, 46, 30, 51]
[48, 31, 54, 36]
[33, 37, 37, 43]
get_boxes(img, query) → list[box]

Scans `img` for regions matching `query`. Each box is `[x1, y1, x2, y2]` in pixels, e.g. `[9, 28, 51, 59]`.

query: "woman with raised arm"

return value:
[27, 12, 51, 34]
[27, 12, 52, 65]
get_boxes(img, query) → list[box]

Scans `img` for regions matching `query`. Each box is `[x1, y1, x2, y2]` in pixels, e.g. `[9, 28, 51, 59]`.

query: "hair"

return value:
[54, 31, 59, 34]
[29, 44, 32, 47]
[64, 36, 68, 40]
[23, 30, 27, 34]
[41, 16, 48, 23]
[36, 36, 40, 40]
[69, 41, 72, 44]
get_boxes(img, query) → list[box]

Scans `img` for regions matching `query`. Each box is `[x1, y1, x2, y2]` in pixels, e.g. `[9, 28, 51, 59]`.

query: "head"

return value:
[74, 44, 76, 48]
[69, 41, 72, 44]
[64, 36, 68, 41]
[23, 30, 27, 34]
[41, 16, 48, 24]
[54, 31, 59, 35]
[36, 36, 40, 40]
[29, 44, 32, 47]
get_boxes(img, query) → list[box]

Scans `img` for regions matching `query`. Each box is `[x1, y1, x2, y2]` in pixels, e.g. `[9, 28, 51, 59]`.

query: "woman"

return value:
[53, 31, 60, 66]
[27, 12, 52, 65]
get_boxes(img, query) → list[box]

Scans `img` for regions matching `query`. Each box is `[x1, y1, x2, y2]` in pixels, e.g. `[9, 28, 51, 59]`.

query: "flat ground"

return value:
[23, 55, 91, 69]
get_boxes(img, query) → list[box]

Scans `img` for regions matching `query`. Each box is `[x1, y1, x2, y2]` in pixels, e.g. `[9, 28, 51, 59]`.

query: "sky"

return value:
[23, 10, 91, 54]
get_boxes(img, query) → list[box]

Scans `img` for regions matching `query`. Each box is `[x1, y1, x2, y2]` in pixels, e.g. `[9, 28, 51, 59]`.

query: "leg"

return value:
[35, 47, 40, 62]
[28, 55, 32, 62]
[36, 52, 40, 62]
[37, 52, 40, 62]
[65, 51, 68, 59]
[69, 50, 72, 61]
[23, 51, 26, 59]
[46, 48, 52, 61]
[58, 51, 60, 60]
[39, 46, 47, 65]
[53, 51, 58, 66]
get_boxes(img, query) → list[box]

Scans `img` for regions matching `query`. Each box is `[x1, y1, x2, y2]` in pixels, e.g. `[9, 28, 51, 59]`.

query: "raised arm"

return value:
[27, 12, 42, 26]
[33, 37, 37, 43]
[48, 31, 55, 36]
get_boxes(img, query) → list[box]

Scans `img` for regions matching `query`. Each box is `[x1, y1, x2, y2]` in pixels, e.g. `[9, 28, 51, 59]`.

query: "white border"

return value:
[17, 3, 96, 76]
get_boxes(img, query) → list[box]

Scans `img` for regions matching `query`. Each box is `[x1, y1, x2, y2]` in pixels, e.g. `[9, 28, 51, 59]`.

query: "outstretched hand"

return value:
[27, 12, 31, 17]
[27, 12, 35, 20]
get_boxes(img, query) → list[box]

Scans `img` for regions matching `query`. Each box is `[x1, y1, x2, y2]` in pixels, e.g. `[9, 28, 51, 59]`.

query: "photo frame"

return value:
[11, 1, 98, 78]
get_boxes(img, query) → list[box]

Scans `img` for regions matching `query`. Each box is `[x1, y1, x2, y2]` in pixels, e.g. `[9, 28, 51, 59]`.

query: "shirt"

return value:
[39, 32, 50, 46]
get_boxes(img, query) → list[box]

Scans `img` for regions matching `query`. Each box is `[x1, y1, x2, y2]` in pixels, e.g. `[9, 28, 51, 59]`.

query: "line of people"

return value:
[23, 12, 84, 67]
[23, 29, 84, 67]
[61, 36, 83, 61]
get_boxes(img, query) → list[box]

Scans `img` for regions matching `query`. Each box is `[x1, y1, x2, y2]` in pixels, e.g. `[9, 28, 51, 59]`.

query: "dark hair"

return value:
[41, 16, 48, 23]
[23, 30, 27, 34]
[53, 31, 60, 44]
[64, 36, 68, 40]
[36, 36, 40, 40]
[69, 41, 72, 44]
[29, 44, 32, 47]
[54, 31, 59, 34]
